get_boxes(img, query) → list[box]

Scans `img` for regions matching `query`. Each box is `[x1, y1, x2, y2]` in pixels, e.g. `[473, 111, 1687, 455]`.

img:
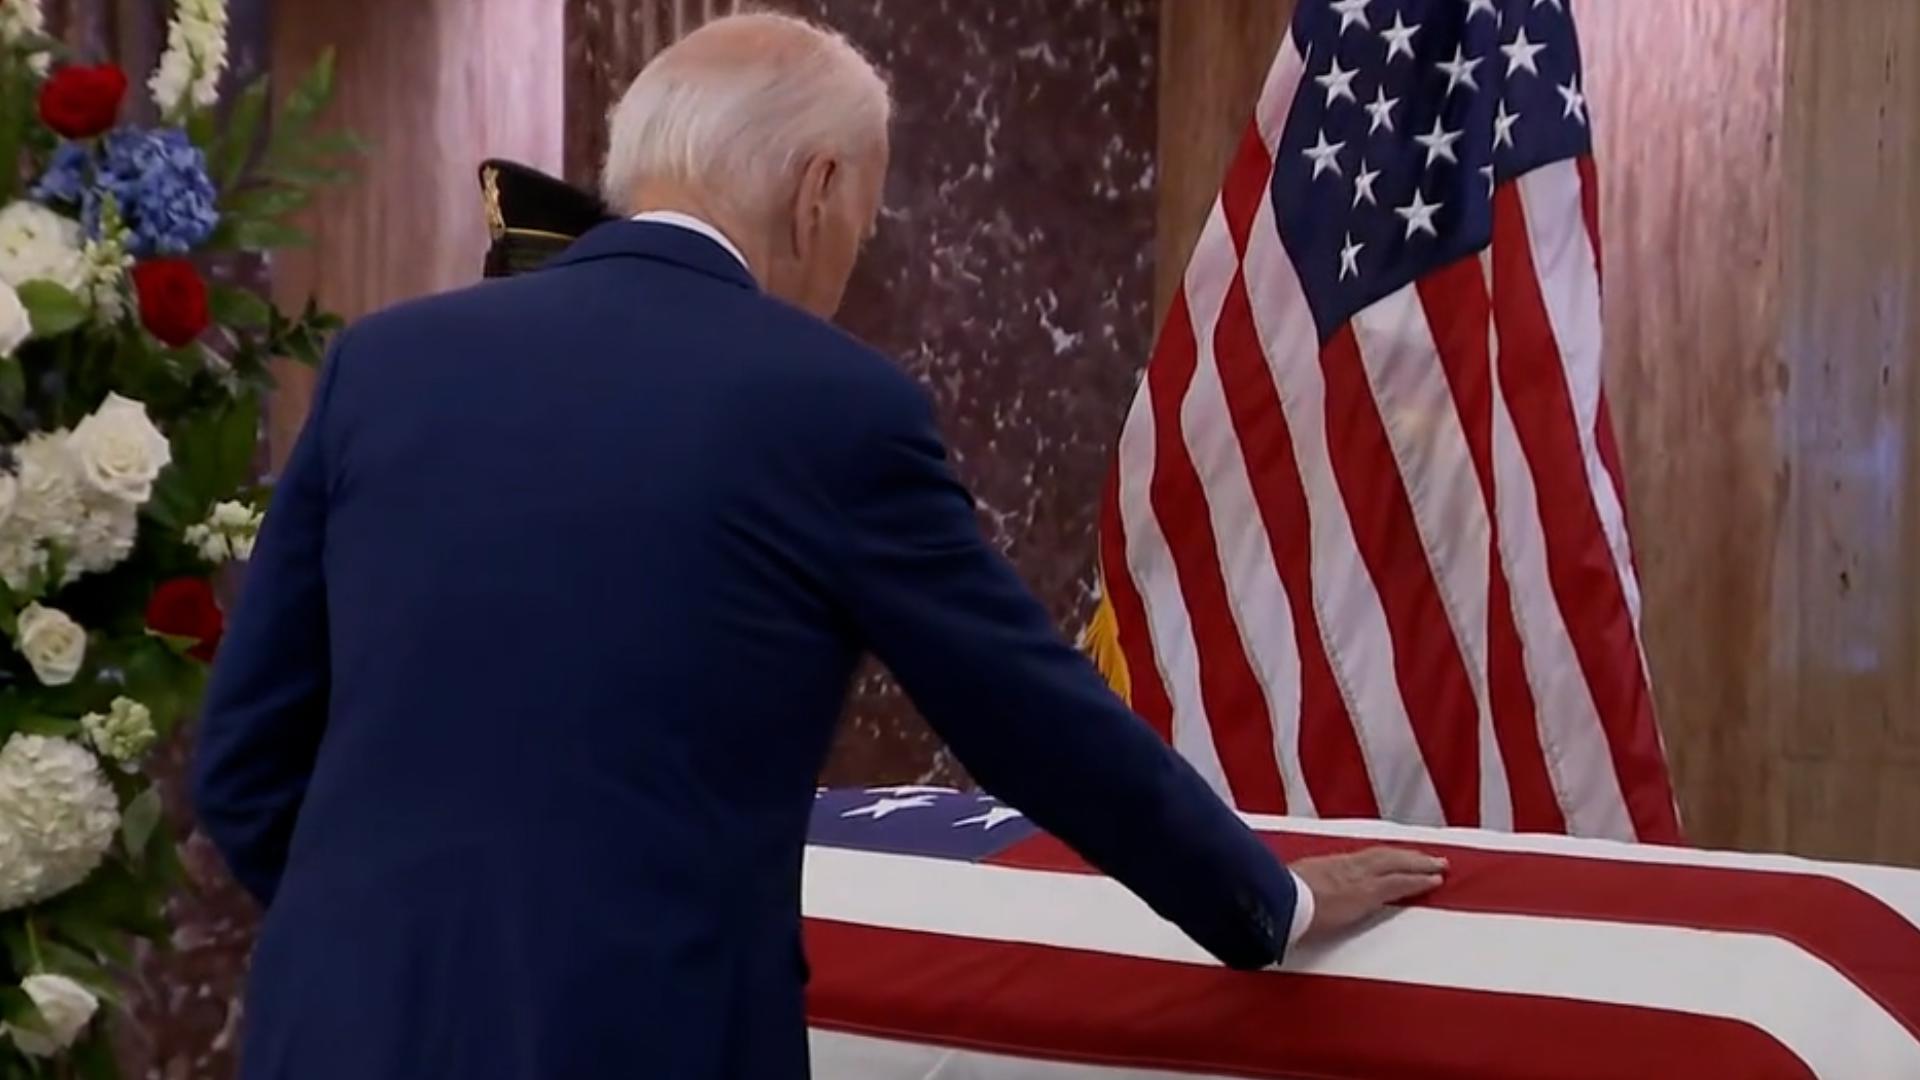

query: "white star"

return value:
[1396, 189, 1443, 239]
[1502, 27, 1547, 76]
[1329, 0, 1372, 34]
[1494, 99, 1521, 149]
[953, 805, 1025, 831]
[1363, 86, 1399, 134]
[1352, 160, 1381, 207]
[1302, 129, 1345, 179]
[1414, 116, 1463, 167]
[1480, 164, 1496, 188]
[1535, 0, 1566, 9]
[1316, 57, 1360, 106]
[1559, 75, 1589, 124]
[1436, 45, 1483, 95]
[1379, 12, 1420, 61]
[1338, 232, 1364, 280]
[841, 795, 938, 820]
[1466, 0, 1499, 19]
[865, 785, 956, 796]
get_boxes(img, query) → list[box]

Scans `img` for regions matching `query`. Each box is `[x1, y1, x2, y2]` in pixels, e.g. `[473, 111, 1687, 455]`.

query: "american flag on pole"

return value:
[1085, 0, 1679, 840]
[803, 788, 1920, 1078]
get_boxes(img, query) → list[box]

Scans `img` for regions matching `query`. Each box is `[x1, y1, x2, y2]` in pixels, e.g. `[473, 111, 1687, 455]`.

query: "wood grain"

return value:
[1160, 0, 1920, 863]
[1155, 0, 1293, 328]
[268, 0, 564, 465]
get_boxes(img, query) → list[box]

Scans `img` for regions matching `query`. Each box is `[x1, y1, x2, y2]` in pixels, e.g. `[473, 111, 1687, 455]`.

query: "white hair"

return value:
[600, 12, 893, 221]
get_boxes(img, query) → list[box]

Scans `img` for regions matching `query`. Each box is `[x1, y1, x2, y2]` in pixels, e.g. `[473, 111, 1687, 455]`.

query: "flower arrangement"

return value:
[0, 0, 357, 1071]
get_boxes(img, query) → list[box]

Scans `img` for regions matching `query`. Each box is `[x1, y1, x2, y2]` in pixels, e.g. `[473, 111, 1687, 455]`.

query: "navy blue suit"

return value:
[194, 222, 1299, 1079]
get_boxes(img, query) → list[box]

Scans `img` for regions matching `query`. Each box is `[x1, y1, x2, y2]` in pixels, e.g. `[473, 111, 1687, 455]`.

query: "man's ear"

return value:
[789, 155, 840, 256]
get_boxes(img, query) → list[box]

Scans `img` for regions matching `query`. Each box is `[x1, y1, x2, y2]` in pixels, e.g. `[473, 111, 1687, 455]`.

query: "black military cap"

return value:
[479, 159, 617, 278]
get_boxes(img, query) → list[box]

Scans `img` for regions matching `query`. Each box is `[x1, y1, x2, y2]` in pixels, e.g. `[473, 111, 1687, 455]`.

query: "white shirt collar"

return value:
[629, 211, 751, 275]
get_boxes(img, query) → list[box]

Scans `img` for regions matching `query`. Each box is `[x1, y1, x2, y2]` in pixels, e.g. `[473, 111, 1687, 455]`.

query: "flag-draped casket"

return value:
[803, 788, 1920, 1078]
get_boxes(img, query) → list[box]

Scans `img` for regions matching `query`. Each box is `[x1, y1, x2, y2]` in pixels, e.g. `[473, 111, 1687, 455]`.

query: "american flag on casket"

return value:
[802, 788, 1920, 1078]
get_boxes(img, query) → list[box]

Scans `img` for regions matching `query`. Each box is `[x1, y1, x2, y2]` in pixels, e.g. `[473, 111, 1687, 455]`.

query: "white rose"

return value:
[15, 604, 85, 686]
[0, 281, 29, 357]
[5, 974, 99, 1056]
[65, 393, 172, 505]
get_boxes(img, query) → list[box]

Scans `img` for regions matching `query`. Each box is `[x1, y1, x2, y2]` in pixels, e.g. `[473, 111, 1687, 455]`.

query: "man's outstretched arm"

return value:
[830, 377, 1441, 965]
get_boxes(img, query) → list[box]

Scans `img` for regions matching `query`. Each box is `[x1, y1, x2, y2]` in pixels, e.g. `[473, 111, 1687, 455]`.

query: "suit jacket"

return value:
[193, 222, 1299, 1080]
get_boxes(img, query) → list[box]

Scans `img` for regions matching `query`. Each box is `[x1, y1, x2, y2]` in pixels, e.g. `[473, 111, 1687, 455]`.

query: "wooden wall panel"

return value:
[1772, 0, 1920, 862]
[1572, 0, 1790, 854]
[268, 0, 564, 464]
[1160, 0, 1920, 863]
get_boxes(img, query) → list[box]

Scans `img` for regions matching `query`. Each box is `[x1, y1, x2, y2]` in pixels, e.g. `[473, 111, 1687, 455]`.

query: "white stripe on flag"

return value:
[803, 846, 1920, 1078]
[1517, 161, 1643, 631]
[1180, 193, 1315, 815]
[1349, 285, 1508, 829]
[1115, 352, 1231, 798]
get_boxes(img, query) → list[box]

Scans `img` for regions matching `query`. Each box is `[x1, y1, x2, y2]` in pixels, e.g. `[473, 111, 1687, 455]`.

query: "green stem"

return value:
[23, 919, 41, 973]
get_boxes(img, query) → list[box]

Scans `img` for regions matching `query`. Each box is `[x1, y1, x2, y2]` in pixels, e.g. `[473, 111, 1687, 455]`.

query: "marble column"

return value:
[564, 0, 1161, 786]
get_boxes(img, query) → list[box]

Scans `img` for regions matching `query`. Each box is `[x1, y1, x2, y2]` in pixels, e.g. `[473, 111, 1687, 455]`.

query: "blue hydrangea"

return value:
[33, 128, 219, 257]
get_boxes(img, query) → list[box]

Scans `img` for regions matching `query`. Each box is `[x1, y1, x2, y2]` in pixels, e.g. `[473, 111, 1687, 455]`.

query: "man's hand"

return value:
[1294, 847, 1447, 940]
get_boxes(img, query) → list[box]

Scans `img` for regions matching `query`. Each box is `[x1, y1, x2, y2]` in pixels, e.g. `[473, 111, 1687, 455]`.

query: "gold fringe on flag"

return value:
[1080, 574, 1133, 706]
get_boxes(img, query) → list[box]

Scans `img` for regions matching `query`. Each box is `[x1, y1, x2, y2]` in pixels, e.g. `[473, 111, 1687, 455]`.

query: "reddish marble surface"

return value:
[564, 0, 1161, 787]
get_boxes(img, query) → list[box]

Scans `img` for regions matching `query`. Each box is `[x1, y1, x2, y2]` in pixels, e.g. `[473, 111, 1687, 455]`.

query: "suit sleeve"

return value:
[831, 380, 1300, 969]
[192, 341, 346, 907]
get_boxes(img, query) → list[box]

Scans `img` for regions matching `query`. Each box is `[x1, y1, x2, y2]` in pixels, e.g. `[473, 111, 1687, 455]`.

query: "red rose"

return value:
[37, 63, 128, 139]
[146, 578, 224, 662]
[131, 259, 211, 347]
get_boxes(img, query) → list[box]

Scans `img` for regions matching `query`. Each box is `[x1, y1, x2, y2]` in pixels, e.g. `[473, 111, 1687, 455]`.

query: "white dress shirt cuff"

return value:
[1286, 870, 1315, 947]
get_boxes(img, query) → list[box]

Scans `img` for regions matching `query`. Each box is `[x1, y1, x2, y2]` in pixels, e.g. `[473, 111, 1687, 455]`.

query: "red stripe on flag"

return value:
[1214, 273, 1378, 818]
[1490, 186, 1680, 842]
[1145, 296, 1287, 812]
[1416, 260, 1565, 832]
[806, 918, 1813, 1079]
[1098, 468, 1174, 742]
[993, 830, 1920, 1044]
[1319, 324, 1480, 825]
[1219, 124, 1269, 252]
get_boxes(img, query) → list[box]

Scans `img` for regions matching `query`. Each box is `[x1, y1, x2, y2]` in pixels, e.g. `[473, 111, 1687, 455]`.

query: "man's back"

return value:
[204, 225, 921, 1077]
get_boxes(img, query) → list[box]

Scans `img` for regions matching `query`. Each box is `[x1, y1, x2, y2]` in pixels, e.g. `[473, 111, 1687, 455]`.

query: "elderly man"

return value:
[194, 12, 1441, 1079]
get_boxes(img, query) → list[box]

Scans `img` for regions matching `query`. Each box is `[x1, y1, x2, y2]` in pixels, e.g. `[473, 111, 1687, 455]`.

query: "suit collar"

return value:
[546, 220, 758, 291]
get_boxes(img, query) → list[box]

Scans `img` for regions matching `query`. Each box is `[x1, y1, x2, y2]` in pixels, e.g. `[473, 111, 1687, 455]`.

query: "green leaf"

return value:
[69, 1029, 122, 1080]
[146, 395, 262, 531]
[121, 787, 163, 861]
[56, 919, 132, 970]
[223, 183, 312, 220]
[0, 358, 23, 418]
[14, 715, 79, 738]
[258, 162, 356, 187]
[209, 284, 272, 330]
[277, 49, 337, 136]
[217, 77, 272, 191]
[0, 987, 48, 1037]
[230, 218, 312, 251]
[185, 106, 217, 151]
[16, 281, 88, 339]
